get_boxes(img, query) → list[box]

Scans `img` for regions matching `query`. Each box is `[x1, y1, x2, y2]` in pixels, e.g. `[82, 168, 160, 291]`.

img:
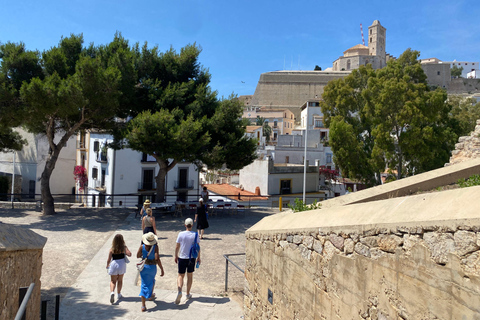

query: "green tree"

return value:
[255, 116, 272, 143]
[451, 65, 463, 78]
[1, 34, 127, 214]
[321, 49, 458, 185]
[0, 42, 41, 151]
[125, 45, 257, 201]
[314, 65, 322, 71]
[448, 95, 480, 136]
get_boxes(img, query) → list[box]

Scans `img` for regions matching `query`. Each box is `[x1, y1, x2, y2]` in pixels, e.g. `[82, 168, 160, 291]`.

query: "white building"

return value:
[0, 128, 76, 199]
[79, 132, 200, 208]
[444, 60, 479, 78]
[239, 156, 319, 196]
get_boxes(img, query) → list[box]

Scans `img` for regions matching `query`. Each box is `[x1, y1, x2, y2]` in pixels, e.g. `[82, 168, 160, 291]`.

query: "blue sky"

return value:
[1, 0, 479, 99]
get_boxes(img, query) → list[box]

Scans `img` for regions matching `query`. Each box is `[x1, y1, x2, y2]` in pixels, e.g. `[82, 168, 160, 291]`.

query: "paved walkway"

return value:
[0, 206, 275, 319]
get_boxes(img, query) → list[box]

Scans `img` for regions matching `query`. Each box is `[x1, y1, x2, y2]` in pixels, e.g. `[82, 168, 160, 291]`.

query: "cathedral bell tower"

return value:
[368, 20, 386, 68]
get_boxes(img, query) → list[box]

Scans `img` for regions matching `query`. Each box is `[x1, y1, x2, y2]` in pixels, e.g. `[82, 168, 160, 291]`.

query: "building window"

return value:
[101, 169, 106, 187]
[437, 71, 441, 75]
[280, 179, 291, 195]
[314, 118, 324, 128]
[274, 120, 277, 127]
[93, 141, 100, 152]
[326, 153, 332, 163]
[273, 132, 278, 140]
[92, 167, 98, 179]
[347, 60, 351, 70]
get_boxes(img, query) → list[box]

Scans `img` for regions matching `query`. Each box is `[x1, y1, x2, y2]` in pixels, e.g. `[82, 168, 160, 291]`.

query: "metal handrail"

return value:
[223, 253, 245, 292]
[15, 282, 35, 320]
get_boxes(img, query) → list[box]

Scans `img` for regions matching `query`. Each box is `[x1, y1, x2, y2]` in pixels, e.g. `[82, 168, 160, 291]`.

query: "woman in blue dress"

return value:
[136, 232, 164, 312]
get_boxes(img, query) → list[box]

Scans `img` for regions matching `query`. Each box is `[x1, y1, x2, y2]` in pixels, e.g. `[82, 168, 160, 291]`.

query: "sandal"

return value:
[148, 293, 156, 301]
[141, 306, 147, 312]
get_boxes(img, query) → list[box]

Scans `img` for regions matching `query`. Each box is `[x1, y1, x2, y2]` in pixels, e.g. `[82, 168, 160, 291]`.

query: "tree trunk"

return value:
[41, 151, 60, 215]
[154, 158, 177, 203]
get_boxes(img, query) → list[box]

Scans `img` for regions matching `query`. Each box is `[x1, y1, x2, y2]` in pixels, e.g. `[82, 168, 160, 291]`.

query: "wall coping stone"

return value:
[247, 185, 480, 235]
[0, 223, 47, 252]
[319, 157, 480, 210]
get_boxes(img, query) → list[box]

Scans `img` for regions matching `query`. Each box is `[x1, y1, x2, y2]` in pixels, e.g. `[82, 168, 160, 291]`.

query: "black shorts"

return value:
[178, 258, 196, 274]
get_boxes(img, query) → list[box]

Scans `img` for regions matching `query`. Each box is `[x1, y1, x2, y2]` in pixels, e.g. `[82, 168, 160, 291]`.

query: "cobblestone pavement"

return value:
[0, 206, 276, 319]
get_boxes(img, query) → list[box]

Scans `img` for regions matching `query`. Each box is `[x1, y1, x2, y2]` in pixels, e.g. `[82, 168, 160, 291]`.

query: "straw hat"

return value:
[142, 232, 158, 246]
[144, 199, 151, 206]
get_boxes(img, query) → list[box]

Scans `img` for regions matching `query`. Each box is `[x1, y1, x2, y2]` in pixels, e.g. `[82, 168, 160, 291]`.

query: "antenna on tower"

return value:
[360, 23, 365, 46]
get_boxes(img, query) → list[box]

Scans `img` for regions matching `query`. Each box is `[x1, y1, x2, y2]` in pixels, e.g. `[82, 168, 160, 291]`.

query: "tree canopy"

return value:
[321, 49, 458, 186]
[124, 45, 257, 200]
[1, 34, 258, 211]
[448, 95, 480, 136]
[451, 65, 463, 78]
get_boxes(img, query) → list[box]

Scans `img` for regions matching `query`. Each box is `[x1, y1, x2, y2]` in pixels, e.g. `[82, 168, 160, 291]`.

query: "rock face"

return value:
[449, 119, 480, 165]
[245, 224, 480, 320]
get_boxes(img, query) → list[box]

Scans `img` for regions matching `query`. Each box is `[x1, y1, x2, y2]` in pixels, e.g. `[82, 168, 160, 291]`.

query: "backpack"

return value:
[189, 232, 200, 259]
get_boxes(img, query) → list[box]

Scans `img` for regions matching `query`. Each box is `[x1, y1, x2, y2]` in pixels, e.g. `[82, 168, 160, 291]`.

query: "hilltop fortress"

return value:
[243, 20, 480, 121]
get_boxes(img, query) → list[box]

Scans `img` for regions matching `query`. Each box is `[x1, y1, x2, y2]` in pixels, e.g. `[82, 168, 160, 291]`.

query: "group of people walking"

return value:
[106, 196, 209, 312]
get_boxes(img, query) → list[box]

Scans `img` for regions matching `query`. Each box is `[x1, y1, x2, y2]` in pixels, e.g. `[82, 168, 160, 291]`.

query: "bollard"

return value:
[279, 196, 282, 211]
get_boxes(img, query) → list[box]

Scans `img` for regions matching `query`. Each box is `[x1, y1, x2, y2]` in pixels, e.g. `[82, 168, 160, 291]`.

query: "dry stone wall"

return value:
[449, 119, 480, 165]
[245, 223, 480, 319]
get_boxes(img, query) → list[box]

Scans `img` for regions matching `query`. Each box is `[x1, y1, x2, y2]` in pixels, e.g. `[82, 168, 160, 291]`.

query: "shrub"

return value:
[288, 198, 321, 213]
[457, 174, 480, 188]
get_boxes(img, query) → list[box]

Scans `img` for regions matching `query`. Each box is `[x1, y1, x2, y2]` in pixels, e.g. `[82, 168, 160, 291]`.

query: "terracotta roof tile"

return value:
[203, 184, 268, 201]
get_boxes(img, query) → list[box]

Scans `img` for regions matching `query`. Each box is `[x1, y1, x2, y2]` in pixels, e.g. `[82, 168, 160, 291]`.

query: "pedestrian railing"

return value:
[223, 253, 245, 292]
[15, 283, 34, 320]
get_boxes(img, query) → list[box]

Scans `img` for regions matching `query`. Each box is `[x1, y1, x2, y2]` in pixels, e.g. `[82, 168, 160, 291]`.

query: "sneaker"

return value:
[117, 293, 123, 300]
[186, 294, 192, 300]
[110, 292, 115, 304]
[175, 292, 182, 305]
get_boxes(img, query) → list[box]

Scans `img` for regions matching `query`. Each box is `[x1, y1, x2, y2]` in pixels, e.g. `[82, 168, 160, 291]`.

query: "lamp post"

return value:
[11, 152, 15, 208]
[303, 121, 308, 204]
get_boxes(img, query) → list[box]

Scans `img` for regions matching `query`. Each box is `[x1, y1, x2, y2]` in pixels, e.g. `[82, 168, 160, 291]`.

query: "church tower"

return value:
[368, 20, 386, 68]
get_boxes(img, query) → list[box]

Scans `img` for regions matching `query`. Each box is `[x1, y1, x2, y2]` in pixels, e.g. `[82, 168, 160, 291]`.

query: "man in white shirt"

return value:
[174, 218, 201, 304]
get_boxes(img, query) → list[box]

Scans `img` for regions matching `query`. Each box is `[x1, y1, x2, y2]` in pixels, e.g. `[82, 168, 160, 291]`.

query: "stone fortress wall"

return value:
[245, 185, 480, 319]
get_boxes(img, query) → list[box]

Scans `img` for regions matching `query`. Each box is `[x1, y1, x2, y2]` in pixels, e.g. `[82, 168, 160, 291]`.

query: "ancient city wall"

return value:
[245, 186, 480, 319]
[0, 224, 46, 320]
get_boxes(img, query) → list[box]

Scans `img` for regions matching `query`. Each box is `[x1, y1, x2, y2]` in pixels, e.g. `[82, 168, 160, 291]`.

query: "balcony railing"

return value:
[96, 152, 107, 163]
[138, 181, 156, 190]
[174, 180, 194, 190]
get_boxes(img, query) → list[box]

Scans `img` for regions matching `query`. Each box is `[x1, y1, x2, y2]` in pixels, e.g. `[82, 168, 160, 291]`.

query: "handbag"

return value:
[124, 255, 130, 264]
[136, 245, 154, 272]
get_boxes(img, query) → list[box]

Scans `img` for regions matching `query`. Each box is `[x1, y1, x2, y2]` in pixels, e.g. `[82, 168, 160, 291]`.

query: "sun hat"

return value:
[142, 232, 158, 245]
[144, 199, 151, 206]
[185, 218, 194, 227]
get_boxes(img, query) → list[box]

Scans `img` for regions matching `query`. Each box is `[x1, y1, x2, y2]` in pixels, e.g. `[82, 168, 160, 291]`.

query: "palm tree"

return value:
[255, 117, 272, 143]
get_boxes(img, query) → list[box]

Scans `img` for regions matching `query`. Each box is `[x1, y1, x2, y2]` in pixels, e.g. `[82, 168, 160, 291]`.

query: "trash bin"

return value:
[35, 200, 43, 212]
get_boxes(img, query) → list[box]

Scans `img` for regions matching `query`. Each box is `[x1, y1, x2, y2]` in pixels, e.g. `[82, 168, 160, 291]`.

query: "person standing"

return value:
[200, 186, 209, 203]
[137, 232, 164, 312]
[174, 218, 201, 304]
[140, 199, 151, 219]
[106, 234, 132, 304]
[142, 208, 157, 235]
[194, 198, 209, 239]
